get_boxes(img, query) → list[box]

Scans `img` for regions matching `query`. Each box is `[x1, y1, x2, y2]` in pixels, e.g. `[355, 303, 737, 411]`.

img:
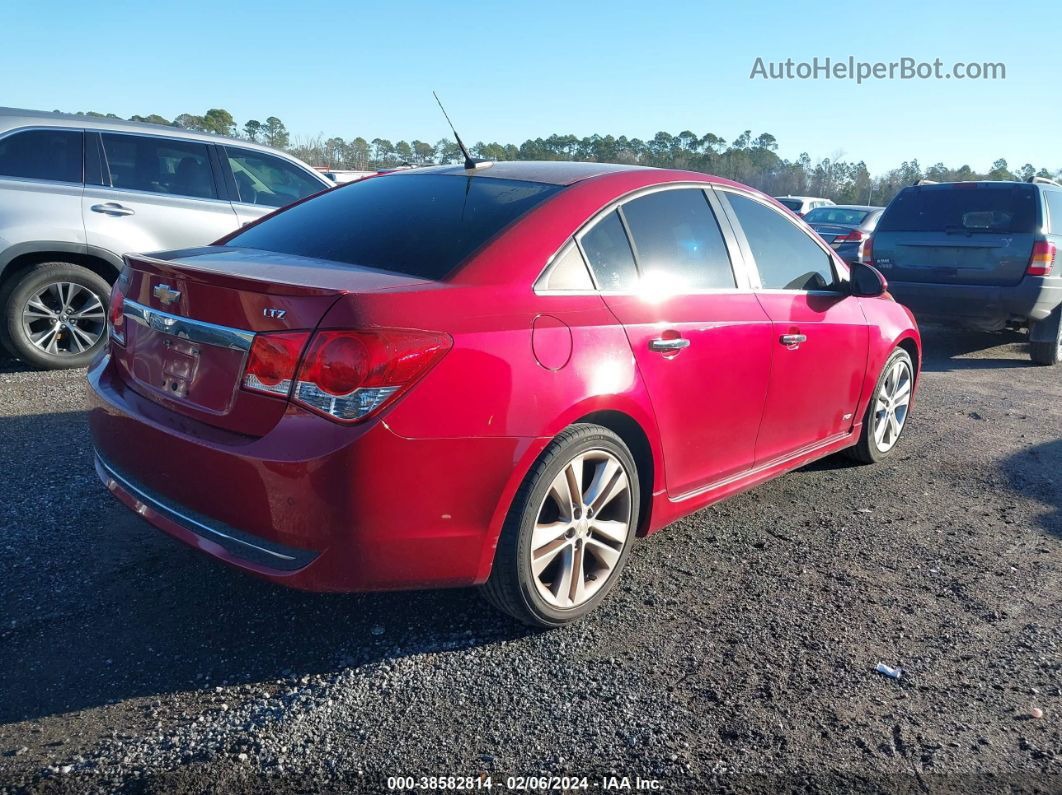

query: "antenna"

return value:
[433, 91, 492, 171]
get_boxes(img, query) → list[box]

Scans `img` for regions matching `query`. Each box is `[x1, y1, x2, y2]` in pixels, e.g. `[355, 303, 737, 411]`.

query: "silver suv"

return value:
[0, 108, 331, 368]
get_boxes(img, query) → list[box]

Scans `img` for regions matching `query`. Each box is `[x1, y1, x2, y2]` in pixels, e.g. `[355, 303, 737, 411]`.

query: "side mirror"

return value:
[849, 262, 888, 297]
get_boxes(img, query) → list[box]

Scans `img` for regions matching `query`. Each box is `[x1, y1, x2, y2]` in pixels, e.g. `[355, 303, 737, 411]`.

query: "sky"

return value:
[2, 0, 1058, 176]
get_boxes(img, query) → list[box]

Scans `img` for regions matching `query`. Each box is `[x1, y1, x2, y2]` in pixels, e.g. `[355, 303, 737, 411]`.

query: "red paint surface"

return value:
[88, 166, 921, 592]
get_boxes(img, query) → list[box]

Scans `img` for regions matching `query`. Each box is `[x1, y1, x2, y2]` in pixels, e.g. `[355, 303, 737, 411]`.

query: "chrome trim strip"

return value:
[96, 454, 296, 562]
[670, 431, 851, 503]
[123, 299, 254, 352]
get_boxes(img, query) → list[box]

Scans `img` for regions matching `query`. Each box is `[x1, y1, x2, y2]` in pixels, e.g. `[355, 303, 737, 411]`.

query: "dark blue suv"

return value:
[870, 178, 1062, 364]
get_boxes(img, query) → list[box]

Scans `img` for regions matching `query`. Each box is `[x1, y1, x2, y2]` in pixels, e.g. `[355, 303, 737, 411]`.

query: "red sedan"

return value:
[88, 162, 920, 627]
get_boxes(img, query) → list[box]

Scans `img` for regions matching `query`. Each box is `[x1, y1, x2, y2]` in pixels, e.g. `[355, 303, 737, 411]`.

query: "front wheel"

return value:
[481, 424, 640, 627]
[2, 262, 111, 369]
[845, 348, 914, 464]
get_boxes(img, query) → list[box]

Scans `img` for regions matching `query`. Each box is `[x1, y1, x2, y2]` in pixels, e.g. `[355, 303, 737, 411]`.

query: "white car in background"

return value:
[773, 195, 835, 217]
[0, 108, 331, 368]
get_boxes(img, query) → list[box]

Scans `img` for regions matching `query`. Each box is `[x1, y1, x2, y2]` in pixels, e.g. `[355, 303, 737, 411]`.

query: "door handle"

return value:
[90, 202, 135, 217]
[779, 333, 807, 346]
[648, 337, 691, 353]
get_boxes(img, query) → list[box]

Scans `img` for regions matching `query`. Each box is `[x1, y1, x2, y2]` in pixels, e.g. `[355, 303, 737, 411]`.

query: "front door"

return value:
[716, 189, 869, 464]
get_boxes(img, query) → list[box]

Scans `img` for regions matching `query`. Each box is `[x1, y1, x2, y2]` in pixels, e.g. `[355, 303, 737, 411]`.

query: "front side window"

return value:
[0, 129, 83, 183]
[579, 210, 638, 291]
[727, 192, 840, 291]
[226, 147, 323, 208]
[101, 134, 217, 200]
[227, 174, 561, 279]
[622, 189, 735, 289]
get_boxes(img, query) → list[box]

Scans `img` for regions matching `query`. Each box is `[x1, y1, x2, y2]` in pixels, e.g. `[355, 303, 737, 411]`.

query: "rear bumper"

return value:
[887, 277, 1062, 325]
[87, 353, 542, 591]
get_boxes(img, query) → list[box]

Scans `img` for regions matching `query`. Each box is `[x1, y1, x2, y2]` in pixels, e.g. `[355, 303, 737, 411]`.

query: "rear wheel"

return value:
[1, 262, 111, 369]
[845, 348, 914, 464]
[481, 424, 639, 627]
[1030, 307, 1062, 366]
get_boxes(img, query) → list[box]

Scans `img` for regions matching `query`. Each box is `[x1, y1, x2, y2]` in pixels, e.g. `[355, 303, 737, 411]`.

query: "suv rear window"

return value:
[878, 184, 1038, 234]
[227, 174, 562, 279]
[776, 198, 802, 212]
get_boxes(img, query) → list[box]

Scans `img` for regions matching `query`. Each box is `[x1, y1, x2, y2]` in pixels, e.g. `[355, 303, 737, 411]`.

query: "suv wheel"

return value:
[1, 262, 111, 369]
[481, 424, 640, 627]
[1030, 307, 1062, 366]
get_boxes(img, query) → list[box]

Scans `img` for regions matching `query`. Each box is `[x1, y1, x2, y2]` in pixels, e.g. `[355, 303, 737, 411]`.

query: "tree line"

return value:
[69, 108, 1060, 206]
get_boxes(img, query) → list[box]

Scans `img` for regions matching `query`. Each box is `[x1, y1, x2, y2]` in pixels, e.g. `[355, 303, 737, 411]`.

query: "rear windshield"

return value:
[226, 173, 562, 279]
[805, 207, 870, 226]
[877, 184, 1038, 234]
[776, 198, 803, 212]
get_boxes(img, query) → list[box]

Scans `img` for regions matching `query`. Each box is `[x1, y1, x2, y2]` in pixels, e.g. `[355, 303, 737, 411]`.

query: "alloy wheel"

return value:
[20, 281, 107, 357]
[873, 358, 913, 452]
[530, 450, 632, 609]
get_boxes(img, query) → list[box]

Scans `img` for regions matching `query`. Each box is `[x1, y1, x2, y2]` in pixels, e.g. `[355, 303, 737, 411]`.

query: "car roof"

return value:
[0, 106, 295, 159]
[774, 195, 830, 201]
[392, 160, 655, 186]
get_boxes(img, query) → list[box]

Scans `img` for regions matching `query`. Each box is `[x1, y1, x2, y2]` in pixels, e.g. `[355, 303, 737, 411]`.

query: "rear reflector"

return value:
[109, 280, 127, 346]
[1027, 240, 1056, 277]
[242, 332, 310, 397]
[832, 229, 868, 244]
[862, 235, 874, 265]
[293, 329, 451, 423]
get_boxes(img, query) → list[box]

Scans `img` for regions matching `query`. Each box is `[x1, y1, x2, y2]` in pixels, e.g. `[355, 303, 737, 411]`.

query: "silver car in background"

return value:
[0, 108, 331, 368]
[804, 204, 884, 265]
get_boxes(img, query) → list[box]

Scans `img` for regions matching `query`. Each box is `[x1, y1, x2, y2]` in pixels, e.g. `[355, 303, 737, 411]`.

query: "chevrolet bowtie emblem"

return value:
[153, 284, 181, 305]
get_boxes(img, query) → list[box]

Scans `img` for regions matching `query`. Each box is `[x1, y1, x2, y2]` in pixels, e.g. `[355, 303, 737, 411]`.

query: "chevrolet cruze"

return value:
[88, 162, 920, 627]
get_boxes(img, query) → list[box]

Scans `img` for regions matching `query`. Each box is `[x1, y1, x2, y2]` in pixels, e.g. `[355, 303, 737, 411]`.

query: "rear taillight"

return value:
[109, 281, 126, 346]
[240, 328, 452, 423]
[292, 329, 451, 422]
[242, 332, 310, 397]
[1027, 240, 1056, 277]
[862, 235, 874, 265]
[834, 229, 868, 243]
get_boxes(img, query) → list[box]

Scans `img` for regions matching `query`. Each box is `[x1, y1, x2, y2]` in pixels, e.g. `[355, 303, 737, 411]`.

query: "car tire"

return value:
[845, 347, 915, 464]
[2, 262, 111, 370]
[481, 423, 640, 628]
[1030, 307, 1062, 366]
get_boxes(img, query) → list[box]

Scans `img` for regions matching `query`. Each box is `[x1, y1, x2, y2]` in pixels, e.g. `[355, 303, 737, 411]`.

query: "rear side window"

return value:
[579, 210, 638, 290]
[727, 192, 839, 291]
[225, 147, 323, 208]
[101, 134, 217, 200]
[0, 129, 83, 183]
[622, 189, 735, 289]
[541, 243, 594, 291]
[1044, 191, 1062, 233]
[227, 174, 561, 279]
[878, 185, 1038, 233]
[776, 198, 802, 212]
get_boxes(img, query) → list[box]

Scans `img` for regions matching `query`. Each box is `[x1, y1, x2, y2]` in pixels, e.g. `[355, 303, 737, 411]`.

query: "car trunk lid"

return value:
[872, 183, 1040, 286]
[112, 247, 430, 435]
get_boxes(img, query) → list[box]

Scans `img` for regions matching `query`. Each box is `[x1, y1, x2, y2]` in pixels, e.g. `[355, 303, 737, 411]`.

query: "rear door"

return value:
[583, 186, 773, 496]
[872, 183, 1039, 286]
[220, 145, 328, 226]
[83, 132, 240, 256]
[715, 188, 869, 465]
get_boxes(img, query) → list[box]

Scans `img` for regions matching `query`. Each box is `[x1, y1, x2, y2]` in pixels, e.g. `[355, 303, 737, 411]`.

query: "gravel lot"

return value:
[1, 326, 1060, 793]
